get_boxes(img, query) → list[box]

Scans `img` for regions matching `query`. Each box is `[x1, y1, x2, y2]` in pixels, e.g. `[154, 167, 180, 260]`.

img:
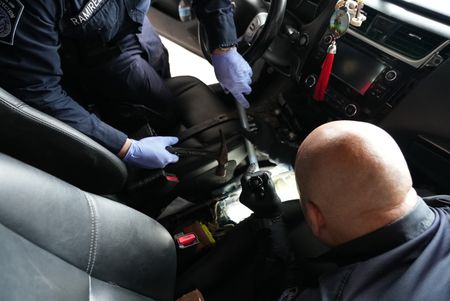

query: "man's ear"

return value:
[303, 201, 325, 238]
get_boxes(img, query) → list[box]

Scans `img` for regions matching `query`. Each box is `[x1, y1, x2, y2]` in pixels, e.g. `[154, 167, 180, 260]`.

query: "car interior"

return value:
[0, 0, 449, 300]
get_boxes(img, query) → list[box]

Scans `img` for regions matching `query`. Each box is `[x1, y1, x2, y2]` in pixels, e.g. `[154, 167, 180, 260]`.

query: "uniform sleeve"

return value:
[253, 217, 291, 300]
[192, 0, 238, 50]
[0, 2, 127, 154]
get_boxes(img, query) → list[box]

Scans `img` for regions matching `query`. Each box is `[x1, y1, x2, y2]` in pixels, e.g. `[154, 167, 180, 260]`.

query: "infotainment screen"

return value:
[332, 42, 386, 95]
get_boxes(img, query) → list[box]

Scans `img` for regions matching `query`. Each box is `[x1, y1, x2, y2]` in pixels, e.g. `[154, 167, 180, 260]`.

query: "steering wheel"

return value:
[198, 0, 287, 64]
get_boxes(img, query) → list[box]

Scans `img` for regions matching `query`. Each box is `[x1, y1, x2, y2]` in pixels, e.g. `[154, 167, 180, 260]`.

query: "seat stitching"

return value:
[89, 195, 99, 275]
[85, 193, 95, 273]
[0, 191, 102, 275]
[0, 221, 95, 275]
[85, 193, 99, 275]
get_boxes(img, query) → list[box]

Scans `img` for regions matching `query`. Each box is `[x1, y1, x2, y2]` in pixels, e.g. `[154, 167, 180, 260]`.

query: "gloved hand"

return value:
[240, 168, 282, 218]
[211, 47, 253, 108]
[123, 136, 179, 169]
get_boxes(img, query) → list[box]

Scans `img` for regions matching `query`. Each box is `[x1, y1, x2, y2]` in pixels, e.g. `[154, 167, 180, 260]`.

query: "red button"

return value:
[165, 175, 179, 183]
[177, 233, 197, 246]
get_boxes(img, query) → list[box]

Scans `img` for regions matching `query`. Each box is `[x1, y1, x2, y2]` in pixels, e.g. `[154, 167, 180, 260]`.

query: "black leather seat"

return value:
[0, 153, 176, 301]
[0, 76, 246, 200]
[165, 77, 246, 189]
[0, 87, 127, 195]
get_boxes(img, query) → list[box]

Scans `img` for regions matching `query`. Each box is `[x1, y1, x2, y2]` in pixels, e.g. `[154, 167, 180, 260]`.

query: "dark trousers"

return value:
[175, 200, 331, 301]
[62, 18, 176, 134]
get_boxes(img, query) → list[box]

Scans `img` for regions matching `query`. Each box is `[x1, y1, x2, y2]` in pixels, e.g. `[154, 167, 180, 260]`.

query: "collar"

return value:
[317, 197, 435, 266]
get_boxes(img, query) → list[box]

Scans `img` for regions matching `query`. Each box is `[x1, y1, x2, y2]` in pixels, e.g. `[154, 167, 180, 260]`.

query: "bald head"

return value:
[295, 121, 417, 246]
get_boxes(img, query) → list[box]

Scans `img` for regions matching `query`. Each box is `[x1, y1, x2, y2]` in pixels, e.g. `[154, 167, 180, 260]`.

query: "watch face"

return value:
[330, 8, 350, 39]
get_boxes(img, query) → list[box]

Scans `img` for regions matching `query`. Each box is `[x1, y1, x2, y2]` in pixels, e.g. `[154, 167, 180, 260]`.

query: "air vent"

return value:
[350, 6, 446, 60]
[384, 24, 446, 59]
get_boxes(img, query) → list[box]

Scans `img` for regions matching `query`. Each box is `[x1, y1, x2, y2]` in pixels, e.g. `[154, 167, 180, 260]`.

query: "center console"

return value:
[299, 33, 418, 122]
[284, 0, 450, 127]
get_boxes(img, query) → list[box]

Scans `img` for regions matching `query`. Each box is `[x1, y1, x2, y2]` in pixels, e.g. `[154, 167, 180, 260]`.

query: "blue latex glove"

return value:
[211, 48, 253, 108]
[123, 136, 179, 169]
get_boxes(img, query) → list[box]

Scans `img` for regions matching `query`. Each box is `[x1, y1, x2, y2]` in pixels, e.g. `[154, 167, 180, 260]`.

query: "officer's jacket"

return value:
[0, 0, 236, 153]
[280, 196, 450, 301]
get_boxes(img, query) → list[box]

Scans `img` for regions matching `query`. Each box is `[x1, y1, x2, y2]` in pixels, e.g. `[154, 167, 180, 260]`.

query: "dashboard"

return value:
[269, 0, 450, 192]
[148, 0, 449, 191]
[273, 0, 449, 120]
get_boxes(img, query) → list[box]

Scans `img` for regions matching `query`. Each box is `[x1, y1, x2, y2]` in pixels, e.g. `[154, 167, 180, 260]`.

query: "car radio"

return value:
[302, 36, 415, 121]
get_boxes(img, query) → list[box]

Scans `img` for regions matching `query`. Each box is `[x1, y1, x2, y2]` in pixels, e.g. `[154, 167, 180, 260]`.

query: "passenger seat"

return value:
[0, 153, 176, 301]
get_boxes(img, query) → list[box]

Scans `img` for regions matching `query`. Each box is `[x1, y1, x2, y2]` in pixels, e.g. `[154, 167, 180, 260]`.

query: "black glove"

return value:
[240, 168, 282, 218]
[242, 118, 298, 166]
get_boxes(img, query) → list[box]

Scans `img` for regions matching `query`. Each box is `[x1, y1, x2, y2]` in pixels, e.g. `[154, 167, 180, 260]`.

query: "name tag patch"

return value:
[70, 0, 107, 26]
[0, 0, 23, 45]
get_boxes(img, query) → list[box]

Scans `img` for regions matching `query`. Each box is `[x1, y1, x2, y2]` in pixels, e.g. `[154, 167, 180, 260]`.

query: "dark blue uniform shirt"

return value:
[280, 196, 450, 301]
[0, 0, 237, 153]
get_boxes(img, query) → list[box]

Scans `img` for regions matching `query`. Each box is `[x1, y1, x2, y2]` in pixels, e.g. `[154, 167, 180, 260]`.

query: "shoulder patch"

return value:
[0, 0, 23, 45]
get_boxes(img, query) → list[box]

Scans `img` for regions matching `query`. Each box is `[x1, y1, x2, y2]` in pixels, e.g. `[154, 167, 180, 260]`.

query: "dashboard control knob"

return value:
[323, 34, 333, 45]
[344, 104, 358, 117]
[305, 74, 317, 88]
[298, 33, 309, 47]
[385, 70, 398, 82]
[285, 25, 309, 48]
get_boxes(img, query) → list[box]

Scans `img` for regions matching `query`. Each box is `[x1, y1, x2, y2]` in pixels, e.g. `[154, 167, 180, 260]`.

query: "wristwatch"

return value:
[212, 46, 235, 54]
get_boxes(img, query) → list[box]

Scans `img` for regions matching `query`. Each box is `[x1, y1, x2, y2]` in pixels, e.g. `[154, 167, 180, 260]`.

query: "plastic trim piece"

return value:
[364, 0, 450, 39]
[348, 28, 450, 68]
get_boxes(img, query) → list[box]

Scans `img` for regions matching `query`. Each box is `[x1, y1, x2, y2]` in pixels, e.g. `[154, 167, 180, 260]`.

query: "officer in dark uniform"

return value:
[176, 121, 450, 301]
[0, 0, 252, 169]
[280, 121, 450, 300]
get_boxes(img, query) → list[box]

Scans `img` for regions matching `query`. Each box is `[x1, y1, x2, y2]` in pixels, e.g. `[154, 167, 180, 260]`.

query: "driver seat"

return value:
[0, 153, 176, 301]
[0, 76, 246, 210]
